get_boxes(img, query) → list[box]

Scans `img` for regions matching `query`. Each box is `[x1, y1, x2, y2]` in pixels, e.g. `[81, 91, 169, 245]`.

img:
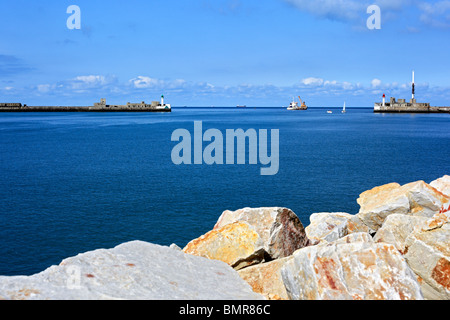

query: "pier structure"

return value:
[0, 96, 171, 112]
[374, 71, 450, 113]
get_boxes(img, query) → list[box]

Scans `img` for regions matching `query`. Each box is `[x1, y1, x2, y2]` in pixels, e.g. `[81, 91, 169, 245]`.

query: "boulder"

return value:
[183, 221, 267, 270]
[214, 207, 310, 259]
[238, 256, 292, 300]
[305, 212, 369, 244]
[374, 214, 429, 254]
[430, 175, 450, 197]
[357, 180, 449, 231]
[0, 241, 264, 300]
[404, 206, 450, 300]
[281, 233, 423, 300]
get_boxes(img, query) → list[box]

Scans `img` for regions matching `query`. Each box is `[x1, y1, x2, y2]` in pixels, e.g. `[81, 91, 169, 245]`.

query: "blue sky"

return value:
[1, 0, 450, 107]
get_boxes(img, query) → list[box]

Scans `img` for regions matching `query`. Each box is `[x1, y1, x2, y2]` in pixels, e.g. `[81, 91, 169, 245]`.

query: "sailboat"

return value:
[342, 102, 346, 113]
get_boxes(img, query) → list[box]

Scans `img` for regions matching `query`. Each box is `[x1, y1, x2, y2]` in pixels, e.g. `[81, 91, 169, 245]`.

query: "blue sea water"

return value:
[0, 107, 449, 276]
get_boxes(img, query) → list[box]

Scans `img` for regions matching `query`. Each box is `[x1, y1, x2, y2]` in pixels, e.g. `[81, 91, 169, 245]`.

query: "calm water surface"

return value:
[0, 107, 449, 275]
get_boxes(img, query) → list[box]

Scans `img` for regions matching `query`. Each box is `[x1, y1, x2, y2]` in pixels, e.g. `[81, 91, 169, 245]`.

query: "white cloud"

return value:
[419, 1, 450, 28]
[371, 78, 382, 88]
[301, 77, 324, 86]
[283, 0, 410, 23]
[64, 75, 117, 91]
[16, 72, 449, 107]
[284, 0, 364, 21]
[37, 84, 54, 93]
[129, 76, 162, 89]
[73, 75, 107, 85]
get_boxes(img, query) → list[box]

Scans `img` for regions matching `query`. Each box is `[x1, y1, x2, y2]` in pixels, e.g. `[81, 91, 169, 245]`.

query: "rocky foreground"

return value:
[1, 175, 449, 300]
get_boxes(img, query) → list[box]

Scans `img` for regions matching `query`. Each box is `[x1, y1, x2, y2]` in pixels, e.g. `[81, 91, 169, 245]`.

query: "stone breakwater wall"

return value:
[0, 106, 171, 112]
[0, 175, 449, 300]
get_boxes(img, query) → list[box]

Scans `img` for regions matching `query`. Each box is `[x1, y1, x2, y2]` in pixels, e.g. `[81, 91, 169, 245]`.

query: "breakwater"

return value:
[374, 105, 450, 113]
[0, 98, 172, 112]
[0, 106, 171, 112]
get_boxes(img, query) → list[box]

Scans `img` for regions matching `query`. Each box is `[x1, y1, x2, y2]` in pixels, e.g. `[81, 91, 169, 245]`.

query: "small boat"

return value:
[287, 96, 308, 110]
[342, 102, 346, 113]
[236, 105, 246, 108]
[327, 110, 333, 114]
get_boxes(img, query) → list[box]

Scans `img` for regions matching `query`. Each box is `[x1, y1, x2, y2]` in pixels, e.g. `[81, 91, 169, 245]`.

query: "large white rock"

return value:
[357, 180, 450, 231]
[214, 207, 310, 259]
[430, 175, 450, 197]
[238, 256, 293, 300]
[305, 212, 369, 244]
[404, 207, 450, 300]
[281, 233, 423, 300]
[0, 241, 264, 300]
[183, 221, 268, 270]
[374, 214, 429, 254]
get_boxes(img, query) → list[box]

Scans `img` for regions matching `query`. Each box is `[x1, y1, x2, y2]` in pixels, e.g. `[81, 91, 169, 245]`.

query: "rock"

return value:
[214, 207, 310, 259]
[430, 175, 450, 197]
[305, 212, 369, 244]
[169, 243, 182, 251]
[183, 221, 267, 270]
[238, 257, 292, 300]
[0, 241, 264, 300]
[404, 206, 450, 300]
[357, 180, 450, 231]
[374, 214, 429, 254]
[281, 233, 423, 300]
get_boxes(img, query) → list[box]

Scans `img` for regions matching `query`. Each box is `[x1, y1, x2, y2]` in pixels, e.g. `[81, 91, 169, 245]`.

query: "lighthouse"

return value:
[374, 71, 433, 113]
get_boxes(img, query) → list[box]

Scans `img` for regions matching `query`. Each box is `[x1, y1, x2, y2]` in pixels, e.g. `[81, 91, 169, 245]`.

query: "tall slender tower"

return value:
[412, 70, 415, 100]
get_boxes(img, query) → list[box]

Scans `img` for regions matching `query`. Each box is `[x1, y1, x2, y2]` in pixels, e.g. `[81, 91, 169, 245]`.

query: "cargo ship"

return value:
[287, 96, 307, 110]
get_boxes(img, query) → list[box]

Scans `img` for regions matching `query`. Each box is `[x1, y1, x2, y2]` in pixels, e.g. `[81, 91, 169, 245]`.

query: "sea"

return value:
[0, 107, 449, 276]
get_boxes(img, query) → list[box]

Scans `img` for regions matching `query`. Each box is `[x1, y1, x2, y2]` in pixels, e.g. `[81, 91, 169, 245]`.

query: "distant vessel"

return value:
[342, 102, 346, 113]
[327, 110, 333, 114]
[236, 105, 246, 108]
[287, 96, 308, 110]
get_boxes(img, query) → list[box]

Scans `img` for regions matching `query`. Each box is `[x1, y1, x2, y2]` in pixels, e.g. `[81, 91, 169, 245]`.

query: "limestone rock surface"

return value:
[305, 212, 369, 244]
[357, 180, 449, 231]
[183, 221, 267, 270]
[430, 175, 450, 197]
[374, 214, 429, 254]
[238, 256, 292, 300]
[281, 233, 423, 300]
[214, 207, 310, 259]
[0, 241, 263, 300]
[404, 207, 450, 300]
